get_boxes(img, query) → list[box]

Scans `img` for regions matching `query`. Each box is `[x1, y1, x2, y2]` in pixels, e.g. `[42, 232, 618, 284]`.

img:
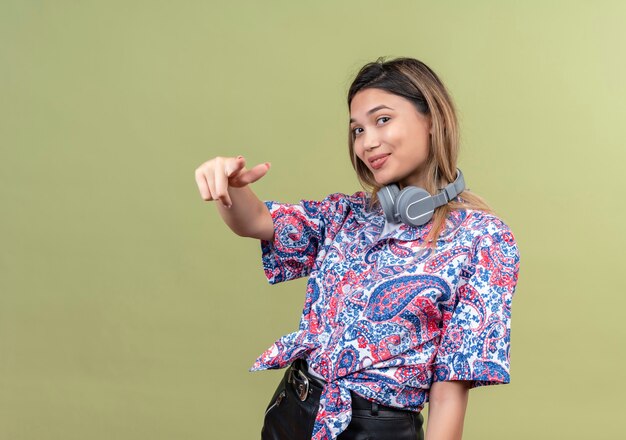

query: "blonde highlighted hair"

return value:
[347, 57, 493, 246]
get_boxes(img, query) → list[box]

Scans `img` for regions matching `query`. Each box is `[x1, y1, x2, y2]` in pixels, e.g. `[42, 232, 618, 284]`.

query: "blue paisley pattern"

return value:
[250, 192, 521, 439]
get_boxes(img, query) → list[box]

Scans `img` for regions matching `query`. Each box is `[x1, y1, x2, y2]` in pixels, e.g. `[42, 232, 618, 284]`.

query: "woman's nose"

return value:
[363, 131, 381, 151]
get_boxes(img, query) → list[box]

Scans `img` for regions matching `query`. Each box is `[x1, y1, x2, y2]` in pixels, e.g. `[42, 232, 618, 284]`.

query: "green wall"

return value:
[2, 1, 625, 438]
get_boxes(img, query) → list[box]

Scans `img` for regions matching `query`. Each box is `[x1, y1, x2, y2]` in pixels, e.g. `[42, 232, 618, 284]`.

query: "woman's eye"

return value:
[352, 127, 363, 136]
[377, 116, 390, 124]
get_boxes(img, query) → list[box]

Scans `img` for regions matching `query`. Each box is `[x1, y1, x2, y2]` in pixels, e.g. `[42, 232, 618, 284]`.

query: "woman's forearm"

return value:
[425, 381, 471, 440]
[215, 185, 274, 241]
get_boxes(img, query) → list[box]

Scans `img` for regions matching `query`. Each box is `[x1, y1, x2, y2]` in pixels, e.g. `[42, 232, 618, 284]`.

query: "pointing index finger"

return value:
[237, 162, 271, 185]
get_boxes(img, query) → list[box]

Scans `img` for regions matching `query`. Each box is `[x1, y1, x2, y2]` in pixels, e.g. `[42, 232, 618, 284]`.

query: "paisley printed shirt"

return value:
[250, 191, 521, 440]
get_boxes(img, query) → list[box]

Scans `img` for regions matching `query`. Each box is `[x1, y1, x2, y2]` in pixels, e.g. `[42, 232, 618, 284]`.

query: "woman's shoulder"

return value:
[457, 209, 519, 257]
[321, 190, 369, 204]
[316, 190, 371, 213]
[443, 208, 517, 246]
[284, 191, 371, 224]
[461, 209, 515, 235]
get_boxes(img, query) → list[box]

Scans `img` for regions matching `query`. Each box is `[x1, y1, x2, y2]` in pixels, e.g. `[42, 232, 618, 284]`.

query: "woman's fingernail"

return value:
[237, 155, 244, 160]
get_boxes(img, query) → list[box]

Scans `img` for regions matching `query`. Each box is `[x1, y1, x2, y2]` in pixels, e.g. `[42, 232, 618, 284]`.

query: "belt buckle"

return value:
[295, 369, 310, 401]
[289, 365, 310, 401]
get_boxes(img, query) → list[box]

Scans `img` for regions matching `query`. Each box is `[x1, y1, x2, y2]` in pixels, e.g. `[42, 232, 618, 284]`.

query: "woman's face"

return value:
[350, 88, 432, 188]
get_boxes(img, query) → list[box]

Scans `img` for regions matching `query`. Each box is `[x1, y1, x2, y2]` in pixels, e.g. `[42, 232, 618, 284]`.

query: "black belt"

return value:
[290, 359, 415, 415]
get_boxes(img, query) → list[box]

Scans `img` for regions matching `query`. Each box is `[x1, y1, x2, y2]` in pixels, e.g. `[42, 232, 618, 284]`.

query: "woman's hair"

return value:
[347, 56, 493, 245]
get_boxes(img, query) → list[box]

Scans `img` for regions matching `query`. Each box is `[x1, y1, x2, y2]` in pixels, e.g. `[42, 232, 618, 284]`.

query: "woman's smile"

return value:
[368, 153, 390, 170]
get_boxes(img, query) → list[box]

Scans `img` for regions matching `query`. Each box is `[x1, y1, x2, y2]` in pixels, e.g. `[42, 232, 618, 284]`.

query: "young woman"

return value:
[194, 57, 521, 440]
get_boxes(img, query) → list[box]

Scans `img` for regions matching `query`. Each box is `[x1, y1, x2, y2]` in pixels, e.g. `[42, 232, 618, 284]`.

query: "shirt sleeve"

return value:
[432, 218, 521, 387]
[260, 193, 349, 284]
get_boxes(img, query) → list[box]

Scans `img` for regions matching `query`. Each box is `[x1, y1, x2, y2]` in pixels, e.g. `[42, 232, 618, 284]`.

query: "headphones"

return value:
[377, 168, 465, 227]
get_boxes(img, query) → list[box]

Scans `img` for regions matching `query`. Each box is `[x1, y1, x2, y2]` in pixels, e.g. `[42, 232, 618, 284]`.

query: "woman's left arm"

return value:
[425, 380, 472, 440]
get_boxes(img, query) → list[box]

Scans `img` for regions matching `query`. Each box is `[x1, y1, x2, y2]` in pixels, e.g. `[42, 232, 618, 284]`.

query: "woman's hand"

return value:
[194, 156, 270, 208]
[194, 155, 274, 240]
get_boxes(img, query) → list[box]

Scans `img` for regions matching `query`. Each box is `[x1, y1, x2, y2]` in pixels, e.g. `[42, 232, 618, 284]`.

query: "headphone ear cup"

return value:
[396, 186, 435, 227]
[378, 184, 400, 223]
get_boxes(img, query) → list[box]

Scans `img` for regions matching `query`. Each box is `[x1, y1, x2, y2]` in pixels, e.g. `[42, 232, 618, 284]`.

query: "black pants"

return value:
[340, 397, 424, 440]
[261, 360, 424, 440]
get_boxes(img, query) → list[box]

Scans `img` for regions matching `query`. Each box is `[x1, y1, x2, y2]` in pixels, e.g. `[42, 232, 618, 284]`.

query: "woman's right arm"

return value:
[194, 156, 274, 241]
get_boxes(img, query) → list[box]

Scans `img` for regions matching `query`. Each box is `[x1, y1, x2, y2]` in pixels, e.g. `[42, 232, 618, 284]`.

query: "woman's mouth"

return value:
[369, 154, 390, 170]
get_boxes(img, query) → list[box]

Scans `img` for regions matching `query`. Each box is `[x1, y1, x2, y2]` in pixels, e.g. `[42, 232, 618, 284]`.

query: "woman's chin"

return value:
[374, 175, 396, 187]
